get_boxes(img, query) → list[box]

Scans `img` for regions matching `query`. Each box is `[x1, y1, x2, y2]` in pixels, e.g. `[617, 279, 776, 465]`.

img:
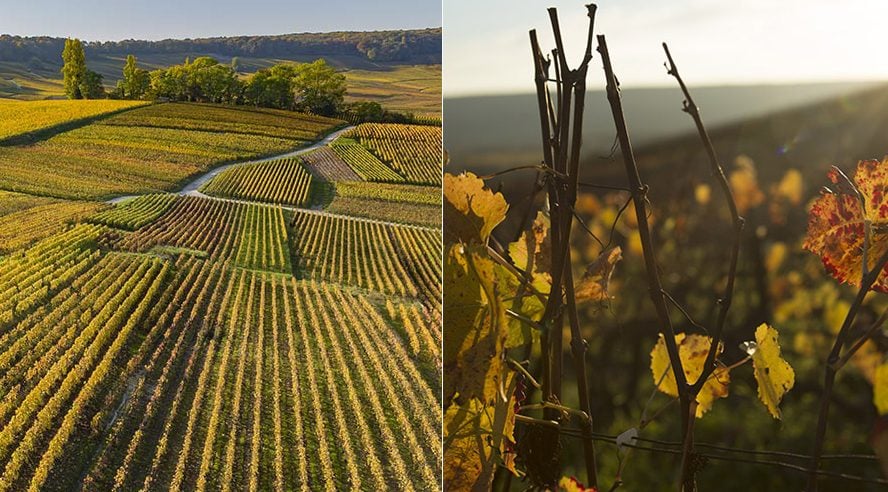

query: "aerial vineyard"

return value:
[0, 200, 107, 253]
[0, 244, 441, 490]
[201, 158, 314, 207]
[0, 99, 147, 142]
[300, 147, 362, 182]
[289, 210, 441, 300]
[346, 123, 442, 186]
[89, 194, 177, 230]
[325, 181, 442, 227]
[0, 98, 442, 491]
[0, 103, 343, 200]
[329, 138, 404, 183]
[120, 196, 290, 273]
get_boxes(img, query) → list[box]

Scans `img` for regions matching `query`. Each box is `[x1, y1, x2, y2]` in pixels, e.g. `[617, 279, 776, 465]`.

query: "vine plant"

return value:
[443, 4, 888, 491]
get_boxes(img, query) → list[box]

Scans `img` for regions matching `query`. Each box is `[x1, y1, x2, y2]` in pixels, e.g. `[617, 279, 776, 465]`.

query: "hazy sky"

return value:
[445, 0, 888, 96]
[0, 0, 441, 40]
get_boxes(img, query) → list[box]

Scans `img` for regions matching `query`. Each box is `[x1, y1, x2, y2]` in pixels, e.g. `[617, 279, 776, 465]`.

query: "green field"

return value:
[343, 65, 442, 115]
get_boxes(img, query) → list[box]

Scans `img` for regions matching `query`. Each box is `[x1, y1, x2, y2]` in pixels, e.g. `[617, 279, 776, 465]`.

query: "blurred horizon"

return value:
[444, 0, 888, 97]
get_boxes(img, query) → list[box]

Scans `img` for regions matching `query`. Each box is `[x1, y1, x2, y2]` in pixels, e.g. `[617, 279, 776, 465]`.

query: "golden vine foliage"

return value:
[443, 172, 508, 244]
[751, 324, 796, 419]
[443, 172, 517, 490]
[875, 362, 888, 416]
[649, 324, 795, 419]
[804, 158, 888, 292]
[575, 247, 622, 303]
[649, 333, 730, 418]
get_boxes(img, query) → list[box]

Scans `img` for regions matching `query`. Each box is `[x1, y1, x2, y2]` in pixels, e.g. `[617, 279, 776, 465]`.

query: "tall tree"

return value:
[121, 54, 149, 99]
[61, 38, 86, 99]
[292, 59, 346, 116]
[79, 70, 105, 99]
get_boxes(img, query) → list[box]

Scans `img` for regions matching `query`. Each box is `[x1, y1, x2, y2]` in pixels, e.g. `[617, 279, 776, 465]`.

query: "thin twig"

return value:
[598, 33, 691, 489]
[833, 307, 888, 370]
[662, 43, 744, 397]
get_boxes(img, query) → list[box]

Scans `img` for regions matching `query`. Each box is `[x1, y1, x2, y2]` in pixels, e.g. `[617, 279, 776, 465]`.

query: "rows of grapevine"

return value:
[386, 299, 442, 362]
[0, 201, 107, 253]
[70, 268, 439, 491]
[300, 147, 362, 182]
[329, 138, 404, 183]
[326, 181, 444, 226]
[0, 224, 106, 330]
[389, 226, 443, 305]
[233, 204, 291, 273]
[0, 102, 343, 200]
[201, 158, 314, 207]
[120, 196, 290, 273]
[89, 194, 177, 230]
[289, 211, 438, 297]
[346, 123, 442, 186]
[0, 253, 170, 491]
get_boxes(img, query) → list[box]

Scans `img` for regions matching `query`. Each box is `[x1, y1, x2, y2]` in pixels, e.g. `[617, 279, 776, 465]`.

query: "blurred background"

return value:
[444, 1, 888, 489]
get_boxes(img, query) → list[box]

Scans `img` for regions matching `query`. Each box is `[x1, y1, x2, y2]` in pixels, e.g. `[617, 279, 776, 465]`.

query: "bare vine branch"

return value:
[662, 44, 745, 401]
[597, 33, 694, 490]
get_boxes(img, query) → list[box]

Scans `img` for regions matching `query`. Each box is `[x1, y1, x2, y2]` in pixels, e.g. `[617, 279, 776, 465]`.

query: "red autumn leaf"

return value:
[803, 158, 888, 292]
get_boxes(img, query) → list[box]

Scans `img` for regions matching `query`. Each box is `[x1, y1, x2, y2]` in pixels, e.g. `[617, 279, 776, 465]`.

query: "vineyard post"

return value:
[806, 248, 888, 491]
[528, 4, 599, 487]
[597, 34, 697, 490]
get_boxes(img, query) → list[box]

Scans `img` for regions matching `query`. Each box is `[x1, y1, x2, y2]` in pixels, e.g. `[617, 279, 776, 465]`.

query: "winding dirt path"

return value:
[107, 125, 354, 204]
[104, 125, 440, 231]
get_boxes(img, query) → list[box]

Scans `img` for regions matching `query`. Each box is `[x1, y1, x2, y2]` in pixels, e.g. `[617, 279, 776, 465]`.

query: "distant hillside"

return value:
[445, 82, 880, 173]
[0, 28, 441, 68]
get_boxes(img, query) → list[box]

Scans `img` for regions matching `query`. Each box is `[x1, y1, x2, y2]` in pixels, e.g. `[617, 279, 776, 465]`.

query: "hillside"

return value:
[444, 81, 881, 174]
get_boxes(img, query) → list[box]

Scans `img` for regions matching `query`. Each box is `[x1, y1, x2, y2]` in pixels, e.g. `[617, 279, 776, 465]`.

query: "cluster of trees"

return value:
[60, 39, 105, 99]
[62, 44, 348, 115]
[59, 40, 435, 121]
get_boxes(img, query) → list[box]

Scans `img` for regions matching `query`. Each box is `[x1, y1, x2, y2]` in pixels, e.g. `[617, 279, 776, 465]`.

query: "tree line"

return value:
[0, 28, 441, 66]
[62, 39, 347, 116]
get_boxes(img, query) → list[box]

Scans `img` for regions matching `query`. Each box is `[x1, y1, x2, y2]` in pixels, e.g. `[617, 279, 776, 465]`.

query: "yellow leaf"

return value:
[875, 361, 888, 415]
[444, 387, 517, 491]
[694, 183, 711, 205]
[730, 155, 765, 213]
[575, 247, 622, 303]
[559, 476, 598, 492]
[507, 211, 551, 294]
[775, 168, 804, 205]
[444, 172, 508, 245]
[443, 244, 507, 403]
[751, 324, 795, 419]
[649, 333, 731, 418]
[764, 242, 787, 274]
